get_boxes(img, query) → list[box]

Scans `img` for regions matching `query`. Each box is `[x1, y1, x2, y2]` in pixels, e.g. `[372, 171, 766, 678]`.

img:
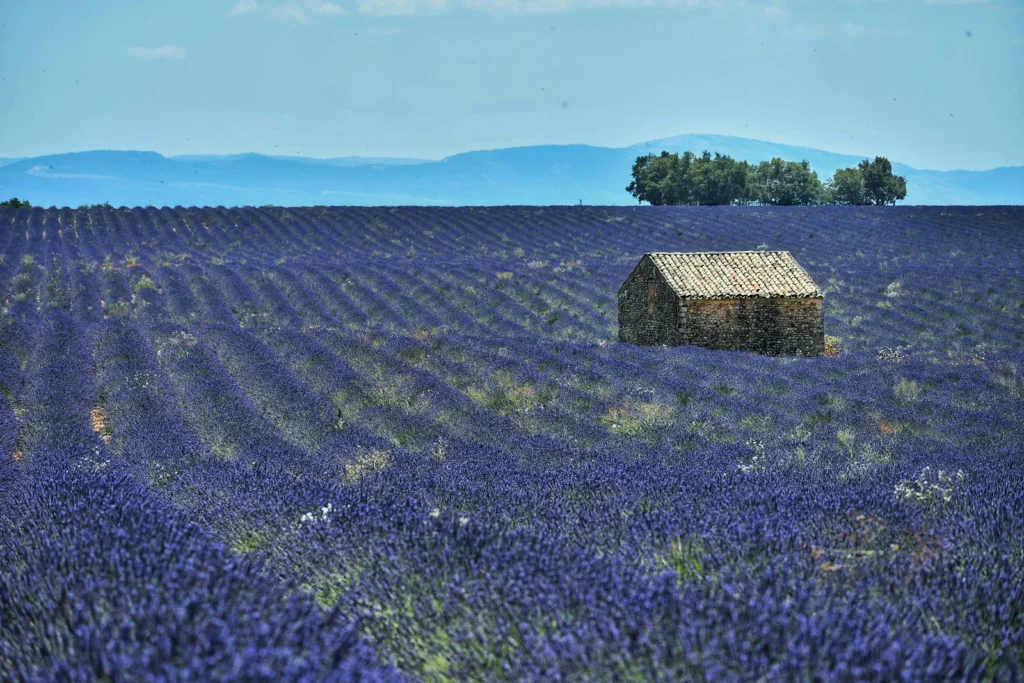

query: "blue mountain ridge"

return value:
[1, 136, 1020, 207]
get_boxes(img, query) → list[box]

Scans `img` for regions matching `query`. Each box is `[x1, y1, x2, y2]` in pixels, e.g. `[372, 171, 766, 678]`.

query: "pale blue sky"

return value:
[1, 0, 1021, 170]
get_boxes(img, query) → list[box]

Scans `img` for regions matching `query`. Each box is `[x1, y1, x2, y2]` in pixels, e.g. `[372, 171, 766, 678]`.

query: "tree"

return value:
[626, 152, 676, 206]
[859, 156, 907, 206]
[663, 151, 696, 205]
[688, 152, 751, 206]
[825, 167, 866, 205]
[629, 150, 908, 207]
[627, 150, 749, 206]
[749, 158, 826, 206]
[0, 197, 31, 209]
[825, 157, 908, 206]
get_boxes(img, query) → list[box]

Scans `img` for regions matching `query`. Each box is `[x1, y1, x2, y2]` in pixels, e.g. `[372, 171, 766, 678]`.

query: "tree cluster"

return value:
[627, 152, 907, 206]
[827, 157, 908, 206]
[0, 197, 32, 209]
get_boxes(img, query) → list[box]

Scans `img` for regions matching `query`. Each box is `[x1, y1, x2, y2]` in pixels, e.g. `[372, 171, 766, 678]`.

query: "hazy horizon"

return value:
[5, 132, 1023, 174]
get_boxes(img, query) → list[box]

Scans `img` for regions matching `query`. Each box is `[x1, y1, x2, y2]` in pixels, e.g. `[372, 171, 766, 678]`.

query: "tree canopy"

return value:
[825, 168, 865, 205]
[748, 158, 825, 206]
[628, 152, 908, 207]
[859, 156, 908, 206]
[627, 151, 750, 206]
[822, 157, 907, 206]
[0, 198, 32, 209]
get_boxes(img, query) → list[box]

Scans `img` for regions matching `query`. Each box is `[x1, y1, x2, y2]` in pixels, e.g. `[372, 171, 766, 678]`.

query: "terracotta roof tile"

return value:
[646, 251, 821, 299]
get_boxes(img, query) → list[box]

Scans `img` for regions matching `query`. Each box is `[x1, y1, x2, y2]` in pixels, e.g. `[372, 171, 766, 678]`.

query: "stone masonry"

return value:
[618, 251, 824, 356]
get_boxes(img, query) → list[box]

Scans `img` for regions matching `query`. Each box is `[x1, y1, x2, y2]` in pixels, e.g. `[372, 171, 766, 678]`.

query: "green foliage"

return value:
[465, 370, 551, 416]
[689, 151, 752, 206]
[133, 275, 157, 292]
[626, 150, 751, 206]
[105, 299, 132, 317]
[825, 157, 907, 206]
[836, 428, 856, 457]
[600, 400, 677, 438]
[626, 151, 683, 206]
[859, 156, 908, 206]
[343, 447, 392, 483]
[230, 529, 268, 554]
[629, 152, 908, 207]
[825, 168, 865, 205]
[892, 377, 920, 405]
[0, 197, 32, 209]
[663, 536, 707, 586]
[747, 158, 826, 206]
[808, 409, 834, 425]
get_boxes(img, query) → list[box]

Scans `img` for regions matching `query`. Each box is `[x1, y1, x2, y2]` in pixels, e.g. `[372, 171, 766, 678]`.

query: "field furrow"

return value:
[1, 205, 1022, 681]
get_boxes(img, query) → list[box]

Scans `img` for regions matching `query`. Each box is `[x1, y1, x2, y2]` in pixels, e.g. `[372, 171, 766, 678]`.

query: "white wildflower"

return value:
[894, 467, 965, 506]
[299, 502, 334, 526]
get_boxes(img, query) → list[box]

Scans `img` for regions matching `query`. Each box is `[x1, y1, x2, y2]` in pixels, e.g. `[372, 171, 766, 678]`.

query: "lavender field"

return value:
[1, 204, 1022, 681]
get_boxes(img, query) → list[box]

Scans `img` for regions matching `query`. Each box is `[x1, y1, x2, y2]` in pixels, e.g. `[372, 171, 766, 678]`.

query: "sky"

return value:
[1, 0, 1021, 171]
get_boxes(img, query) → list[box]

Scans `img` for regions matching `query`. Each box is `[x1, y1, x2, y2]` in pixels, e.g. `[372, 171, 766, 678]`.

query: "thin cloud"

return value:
[173, 181, 302, 192]
[230, 0, 986, 18]
[228, 0, 346, 22]
[755, 0, 785, 17]
[360, 25, 407, 34]
[356, 0, 447, 16]
[309, 0, 346, 13]
[361, 0, 710, 13]
[786, 22, 833, 38]
[125, 46, 187, 60]
[846, 0, 988, 3]
[842, 22, 910, 37]
[26, 166, 119, 181]
[227, 0, 259, 14]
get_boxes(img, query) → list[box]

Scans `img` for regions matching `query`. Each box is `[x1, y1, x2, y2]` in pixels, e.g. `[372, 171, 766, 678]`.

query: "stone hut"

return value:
[618, 251, 824, 355]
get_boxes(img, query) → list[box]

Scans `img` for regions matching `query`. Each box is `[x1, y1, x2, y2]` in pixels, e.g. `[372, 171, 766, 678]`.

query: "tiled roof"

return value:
[647, 251, 822, 299]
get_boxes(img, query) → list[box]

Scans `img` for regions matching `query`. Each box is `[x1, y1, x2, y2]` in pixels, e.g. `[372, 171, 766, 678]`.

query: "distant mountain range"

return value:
[170, 154, 430, 168]
[1, 135, 1020, 207]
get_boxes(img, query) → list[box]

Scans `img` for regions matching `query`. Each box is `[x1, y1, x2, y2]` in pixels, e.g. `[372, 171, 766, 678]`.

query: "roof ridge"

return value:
[647, 250, 790, 255]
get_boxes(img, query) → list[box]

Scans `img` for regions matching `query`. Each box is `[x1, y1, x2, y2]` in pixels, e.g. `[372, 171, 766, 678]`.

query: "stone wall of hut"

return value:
[679, 297, 824, 356]
[618, 261, 824, 355]
[617, 256, 684, 346]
